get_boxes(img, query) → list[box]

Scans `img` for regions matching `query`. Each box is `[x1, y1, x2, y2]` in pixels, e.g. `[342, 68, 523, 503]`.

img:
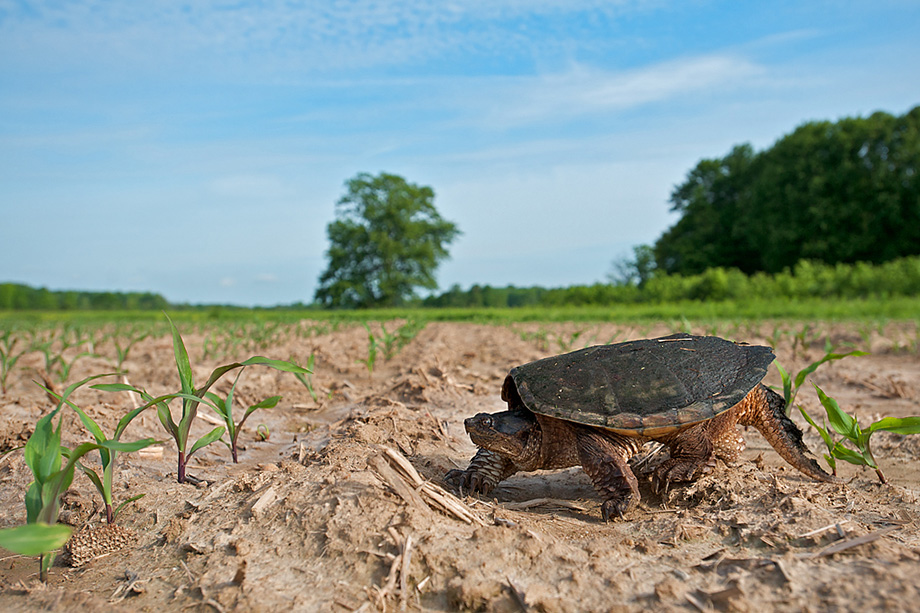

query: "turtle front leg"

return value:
[574, 428, 640, 521]
[445, 448, 517, 495]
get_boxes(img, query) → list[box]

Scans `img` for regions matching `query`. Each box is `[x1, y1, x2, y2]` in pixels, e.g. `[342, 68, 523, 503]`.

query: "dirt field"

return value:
[1, 320, 918, 612]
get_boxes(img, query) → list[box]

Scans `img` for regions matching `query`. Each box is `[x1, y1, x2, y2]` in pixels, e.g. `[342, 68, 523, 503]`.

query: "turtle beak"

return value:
[464, 413, 493, 433]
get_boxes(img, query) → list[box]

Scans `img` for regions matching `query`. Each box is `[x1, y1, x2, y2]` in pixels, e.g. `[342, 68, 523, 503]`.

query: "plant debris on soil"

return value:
[1, 320, 919, 612]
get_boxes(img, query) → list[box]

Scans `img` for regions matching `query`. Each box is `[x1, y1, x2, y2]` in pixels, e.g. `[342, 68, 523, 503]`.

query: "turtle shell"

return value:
[503, 333, 775, 436]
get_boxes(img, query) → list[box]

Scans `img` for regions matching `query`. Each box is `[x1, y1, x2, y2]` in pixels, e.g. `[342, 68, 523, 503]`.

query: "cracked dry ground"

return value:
[1, 321, 919, 612]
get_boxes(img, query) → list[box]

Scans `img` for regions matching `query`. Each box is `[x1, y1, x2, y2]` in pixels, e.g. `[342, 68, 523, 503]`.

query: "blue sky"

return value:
[2, 1, 918, 306]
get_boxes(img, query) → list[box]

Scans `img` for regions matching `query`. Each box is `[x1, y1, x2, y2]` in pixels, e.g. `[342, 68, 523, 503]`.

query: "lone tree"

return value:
[315, 172, 461, 308]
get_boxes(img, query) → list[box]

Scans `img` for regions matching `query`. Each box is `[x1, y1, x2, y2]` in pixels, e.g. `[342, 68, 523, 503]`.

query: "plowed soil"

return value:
[1, 321, 918, 612]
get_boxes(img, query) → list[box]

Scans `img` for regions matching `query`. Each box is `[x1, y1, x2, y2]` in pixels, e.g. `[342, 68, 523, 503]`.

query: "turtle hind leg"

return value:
[653, 423, 717, 494]
[574, 427, 640, 521]
[445, 448, 517, 495]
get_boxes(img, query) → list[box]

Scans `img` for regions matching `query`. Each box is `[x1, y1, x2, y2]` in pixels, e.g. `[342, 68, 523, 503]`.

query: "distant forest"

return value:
[654, 105, 920, 275]
[0, 283, 168, 311]
[4, 107, 918, 311]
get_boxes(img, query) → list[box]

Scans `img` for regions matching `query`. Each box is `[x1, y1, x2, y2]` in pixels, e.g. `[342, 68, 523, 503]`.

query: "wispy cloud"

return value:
[458, 55, 765, 127]
[0, 0, 651, 78]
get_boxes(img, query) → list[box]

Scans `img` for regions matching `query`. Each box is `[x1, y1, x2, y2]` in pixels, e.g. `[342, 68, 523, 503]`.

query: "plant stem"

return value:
[105, 503, 114, 524]
[875, 468, 887, 484]
[177, 450, 186, 484]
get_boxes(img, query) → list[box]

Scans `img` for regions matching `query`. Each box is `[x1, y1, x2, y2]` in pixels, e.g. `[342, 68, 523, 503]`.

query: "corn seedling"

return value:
[800, 384, 920, 483]
[94, 314, 310, 483]
[555, 329, 584, 353]
[0, 330, 27, 394]
[109, 329, 150, 372]
[0, 379, 153, 580]
[205, 371, 282, 463]
[293, 353, 318, 402]
[39, 374, 158, 524]
[790, 323, 815, 358]
[357, 322, 380, 375]
[765, 325, 785, 350]
[775, 347, 868, 415]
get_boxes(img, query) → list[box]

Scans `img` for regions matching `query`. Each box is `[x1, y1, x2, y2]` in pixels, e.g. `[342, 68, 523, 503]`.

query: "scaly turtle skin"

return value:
[445, 333, 839, 520]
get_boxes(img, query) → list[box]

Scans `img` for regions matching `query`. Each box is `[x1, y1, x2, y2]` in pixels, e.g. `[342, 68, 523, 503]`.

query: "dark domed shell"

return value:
[507, 333, 775, 436]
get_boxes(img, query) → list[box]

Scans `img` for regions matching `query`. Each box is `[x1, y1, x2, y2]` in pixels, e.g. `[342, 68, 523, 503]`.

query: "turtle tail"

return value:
[741, 385, 842, 484]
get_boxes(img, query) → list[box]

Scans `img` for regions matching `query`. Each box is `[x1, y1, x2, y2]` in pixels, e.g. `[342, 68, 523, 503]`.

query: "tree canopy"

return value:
[654, 106, 920, 275]
[314, 172, 461, 308]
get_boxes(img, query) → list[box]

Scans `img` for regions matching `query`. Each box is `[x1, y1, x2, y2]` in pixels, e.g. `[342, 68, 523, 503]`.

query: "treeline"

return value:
[0, 283, 169, 311]
[423, 256, 920, 307]
[654, 106, 920, 275]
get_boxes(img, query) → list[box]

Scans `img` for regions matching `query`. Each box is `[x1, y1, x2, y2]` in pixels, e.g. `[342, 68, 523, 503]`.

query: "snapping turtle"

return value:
[445, 333, 838, 520]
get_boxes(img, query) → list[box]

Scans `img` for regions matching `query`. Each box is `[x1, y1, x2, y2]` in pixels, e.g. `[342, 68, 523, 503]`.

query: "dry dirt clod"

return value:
[63, 523, 137, 568]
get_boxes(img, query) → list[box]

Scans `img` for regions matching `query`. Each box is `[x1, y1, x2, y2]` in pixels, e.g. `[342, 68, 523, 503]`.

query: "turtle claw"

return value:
[601, 496, 636, 522]
[444, 468, 494, 496]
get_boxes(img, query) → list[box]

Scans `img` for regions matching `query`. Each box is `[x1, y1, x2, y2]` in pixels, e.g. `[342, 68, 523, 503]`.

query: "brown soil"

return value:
[1, 321, 919, 612]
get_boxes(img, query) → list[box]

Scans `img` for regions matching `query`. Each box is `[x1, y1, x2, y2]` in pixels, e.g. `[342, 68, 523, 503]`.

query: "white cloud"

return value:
[459, 55, 765, 127]
[0, 0, 652, 78]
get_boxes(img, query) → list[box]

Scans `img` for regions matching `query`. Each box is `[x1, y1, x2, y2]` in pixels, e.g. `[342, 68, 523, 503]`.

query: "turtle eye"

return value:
[481, 415, 493, 429]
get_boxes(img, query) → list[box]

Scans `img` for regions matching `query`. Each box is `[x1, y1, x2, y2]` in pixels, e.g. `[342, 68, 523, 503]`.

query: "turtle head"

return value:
[464, 409, 539, 459]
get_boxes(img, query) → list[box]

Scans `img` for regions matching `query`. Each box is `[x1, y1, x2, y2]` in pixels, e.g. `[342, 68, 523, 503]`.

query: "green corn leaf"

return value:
[238, 356, 311, 374]
[205, 391, 229, 419]
[38, 382, 107, 448]
[868, 415, 920, 435]
[75, 461, 105, 498]
[56, 373, 120, 411]
[775, 361, 792, 406]
[794, 351, 869, 389]
[187, 426, 226, 459]
[113, 494, 146, 521]
[242, 395, 282, 423]
[165, 314, 194, 396]
[813, 384, 858, 440]
[831, 441, 872, 467]
[798, 405, 835, 452]
[23, 412, 61, 485]
[0, 523, 72, 557]
[92, 383, 139, 393]
[248, 394, 281, 412]
[25, 482, 42, 524]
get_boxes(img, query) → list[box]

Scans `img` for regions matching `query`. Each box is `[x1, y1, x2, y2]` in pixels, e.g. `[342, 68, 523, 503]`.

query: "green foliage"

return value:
[1, 378, 153, 580]
[315, 172, 461, 308]
[775, 348, 868, 415]
[800, 385, 920, 483]
[0, 282, 168, 311]
[293, 354, 318, 402]
[94, 314, 310, 483]
[205, 372, 282, 463]
[424, 256, 920, 308]
[608, 245, 657, 288]
[0, 329, 27, 394]
[0, 523, 72, 558]
[357, 322, 380, 375]
[655, 106, 920, 274]
[108, 328, 150, 372]
[40, 374, 158, 524]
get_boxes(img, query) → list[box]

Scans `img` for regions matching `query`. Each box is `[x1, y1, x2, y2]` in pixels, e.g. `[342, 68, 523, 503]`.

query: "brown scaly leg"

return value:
[574, 427, 640, 521]
[445, 448, 518, 495]
[653, 422, 717, 494]
[738, 385, 840, 483]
